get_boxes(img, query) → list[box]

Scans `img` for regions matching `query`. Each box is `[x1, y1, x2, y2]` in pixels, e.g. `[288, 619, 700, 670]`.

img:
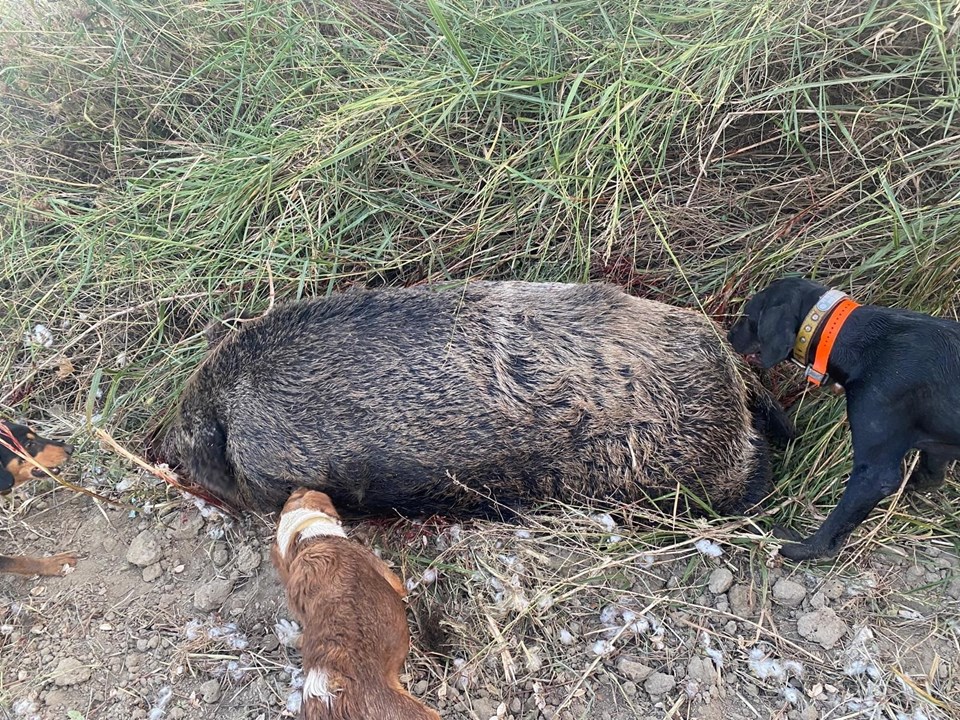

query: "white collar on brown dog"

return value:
[276, 507, 347, 559]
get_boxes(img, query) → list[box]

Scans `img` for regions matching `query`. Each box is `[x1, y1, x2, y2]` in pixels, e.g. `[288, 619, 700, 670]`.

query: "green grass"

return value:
[1, 0, 959, 544]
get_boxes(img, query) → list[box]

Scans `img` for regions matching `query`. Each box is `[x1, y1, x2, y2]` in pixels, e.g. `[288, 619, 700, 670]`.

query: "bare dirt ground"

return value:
[2, 454, 958, 720]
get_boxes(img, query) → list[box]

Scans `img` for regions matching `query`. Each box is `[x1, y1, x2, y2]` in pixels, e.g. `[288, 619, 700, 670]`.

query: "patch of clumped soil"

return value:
[2, 469, 958, 720]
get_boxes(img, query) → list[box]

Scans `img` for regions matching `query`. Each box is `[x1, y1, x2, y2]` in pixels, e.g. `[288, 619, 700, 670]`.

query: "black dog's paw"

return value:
[778, 540, 828, 562]
[773, 525, 843, 561]
[771, 524, 805, 542]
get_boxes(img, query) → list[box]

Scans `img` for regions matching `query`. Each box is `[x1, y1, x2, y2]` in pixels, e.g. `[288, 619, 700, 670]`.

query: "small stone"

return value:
[728, 584, 754, 617]
[142, 563, 162, 583]
[44, 689, 71, 707]
[623, 681, 637, 697]
[809, 591, 827, 609]
[510, 698, 522, 713]
[946, 579, 960, 600]
[797, 607, 848, 649]
[617, 657, 654, 683]
[933, 554, 958, 570]
[801, 704, 819, 720]
[643, 672, 676, 696]
[820, 578, 844, 599]
[52, 657, 92, 686]
[126, 530, 163, 567]
[200, 679, 221, 704]
[905, 564, 924, 582]
[212, 544, 230, 567]
[773, 578, 807, 608]
[169, 510, 204, 539]
[471, 697, 495, 720]
[687, 656, 718, 686]
[235, 544, 261, 573]
[708, 568, 734, 595]
[262, 634, 280, 652]
[193, 577, 236, 612]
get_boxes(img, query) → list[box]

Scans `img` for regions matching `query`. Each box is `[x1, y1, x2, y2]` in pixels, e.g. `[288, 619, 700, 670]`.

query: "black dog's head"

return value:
[0, 422, 74, 494]
[728, 277, 828, 368]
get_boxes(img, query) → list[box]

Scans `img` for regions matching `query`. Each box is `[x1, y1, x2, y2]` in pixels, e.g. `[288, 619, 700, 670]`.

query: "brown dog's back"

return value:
[272, 490, 439, 720]
[291, 544, 437, 720]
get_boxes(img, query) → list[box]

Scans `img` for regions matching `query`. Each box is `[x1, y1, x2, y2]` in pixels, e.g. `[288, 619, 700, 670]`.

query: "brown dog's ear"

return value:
[757, 303, 796, 369]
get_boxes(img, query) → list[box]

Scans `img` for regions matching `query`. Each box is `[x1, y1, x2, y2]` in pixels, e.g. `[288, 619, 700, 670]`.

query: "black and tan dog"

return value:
[729, 277, 959, 561]
[162, 281, 793, 521]
[1, 421, 77, 576]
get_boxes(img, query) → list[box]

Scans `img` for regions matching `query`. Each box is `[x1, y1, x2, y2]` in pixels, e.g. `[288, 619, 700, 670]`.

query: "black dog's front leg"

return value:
[906, 451, 952, 492]
[778, 457, 905, 562]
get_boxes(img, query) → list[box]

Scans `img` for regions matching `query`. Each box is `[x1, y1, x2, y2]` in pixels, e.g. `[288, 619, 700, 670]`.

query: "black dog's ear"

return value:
[727, 317, 754, 353]
[757, 303, 796, 369]
[0, 466, 14, 494]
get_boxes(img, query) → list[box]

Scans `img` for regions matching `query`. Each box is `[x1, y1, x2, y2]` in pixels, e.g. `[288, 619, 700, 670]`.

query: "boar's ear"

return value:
[189, 419, 242, 506]
[757, 303, 796, 369]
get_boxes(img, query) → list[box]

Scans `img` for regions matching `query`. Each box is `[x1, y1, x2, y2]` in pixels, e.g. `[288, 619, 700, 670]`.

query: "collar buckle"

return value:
[803, 365, 827, 386]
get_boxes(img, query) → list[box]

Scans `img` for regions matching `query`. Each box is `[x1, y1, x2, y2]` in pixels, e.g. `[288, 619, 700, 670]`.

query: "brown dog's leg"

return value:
[0, 553, 77, 577]
[376, 562, 407, 599]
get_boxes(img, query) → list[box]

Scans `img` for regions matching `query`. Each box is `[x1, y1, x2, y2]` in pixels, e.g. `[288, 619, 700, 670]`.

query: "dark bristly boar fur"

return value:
[161, 281, 793, 518]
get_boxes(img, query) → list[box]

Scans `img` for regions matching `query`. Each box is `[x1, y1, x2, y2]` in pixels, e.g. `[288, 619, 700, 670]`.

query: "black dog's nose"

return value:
[63, 443, 75, 455]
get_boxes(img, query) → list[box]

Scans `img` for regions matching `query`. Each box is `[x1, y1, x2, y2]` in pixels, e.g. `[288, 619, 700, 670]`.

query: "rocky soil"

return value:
[2, 469, 958, 720]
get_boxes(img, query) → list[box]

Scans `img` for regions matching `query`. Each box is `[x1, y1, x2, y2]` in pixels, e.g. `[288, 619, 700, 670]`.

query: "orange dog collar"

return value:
[793, 290, 860, 386]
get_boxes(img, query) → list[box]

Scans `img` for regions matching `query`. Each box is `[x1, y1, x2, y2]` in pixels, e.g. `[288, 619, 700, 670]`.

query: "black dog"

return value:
[729, 277, 960, 560]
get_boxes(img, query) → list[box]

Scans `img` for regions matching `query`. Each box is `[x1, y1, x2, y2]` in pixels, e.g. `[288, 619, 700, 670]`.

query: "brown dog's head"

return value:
[272, 488, 346, 584]
[281, 487, 341, 519]
[0, 422, 73, 494]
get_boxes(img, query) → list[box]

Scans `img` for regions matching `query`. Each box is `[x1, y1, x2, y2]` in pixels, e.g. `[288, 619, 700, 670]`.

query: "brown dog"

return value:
[271, 488, 439, 720]
[0, 421, 77, 577]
